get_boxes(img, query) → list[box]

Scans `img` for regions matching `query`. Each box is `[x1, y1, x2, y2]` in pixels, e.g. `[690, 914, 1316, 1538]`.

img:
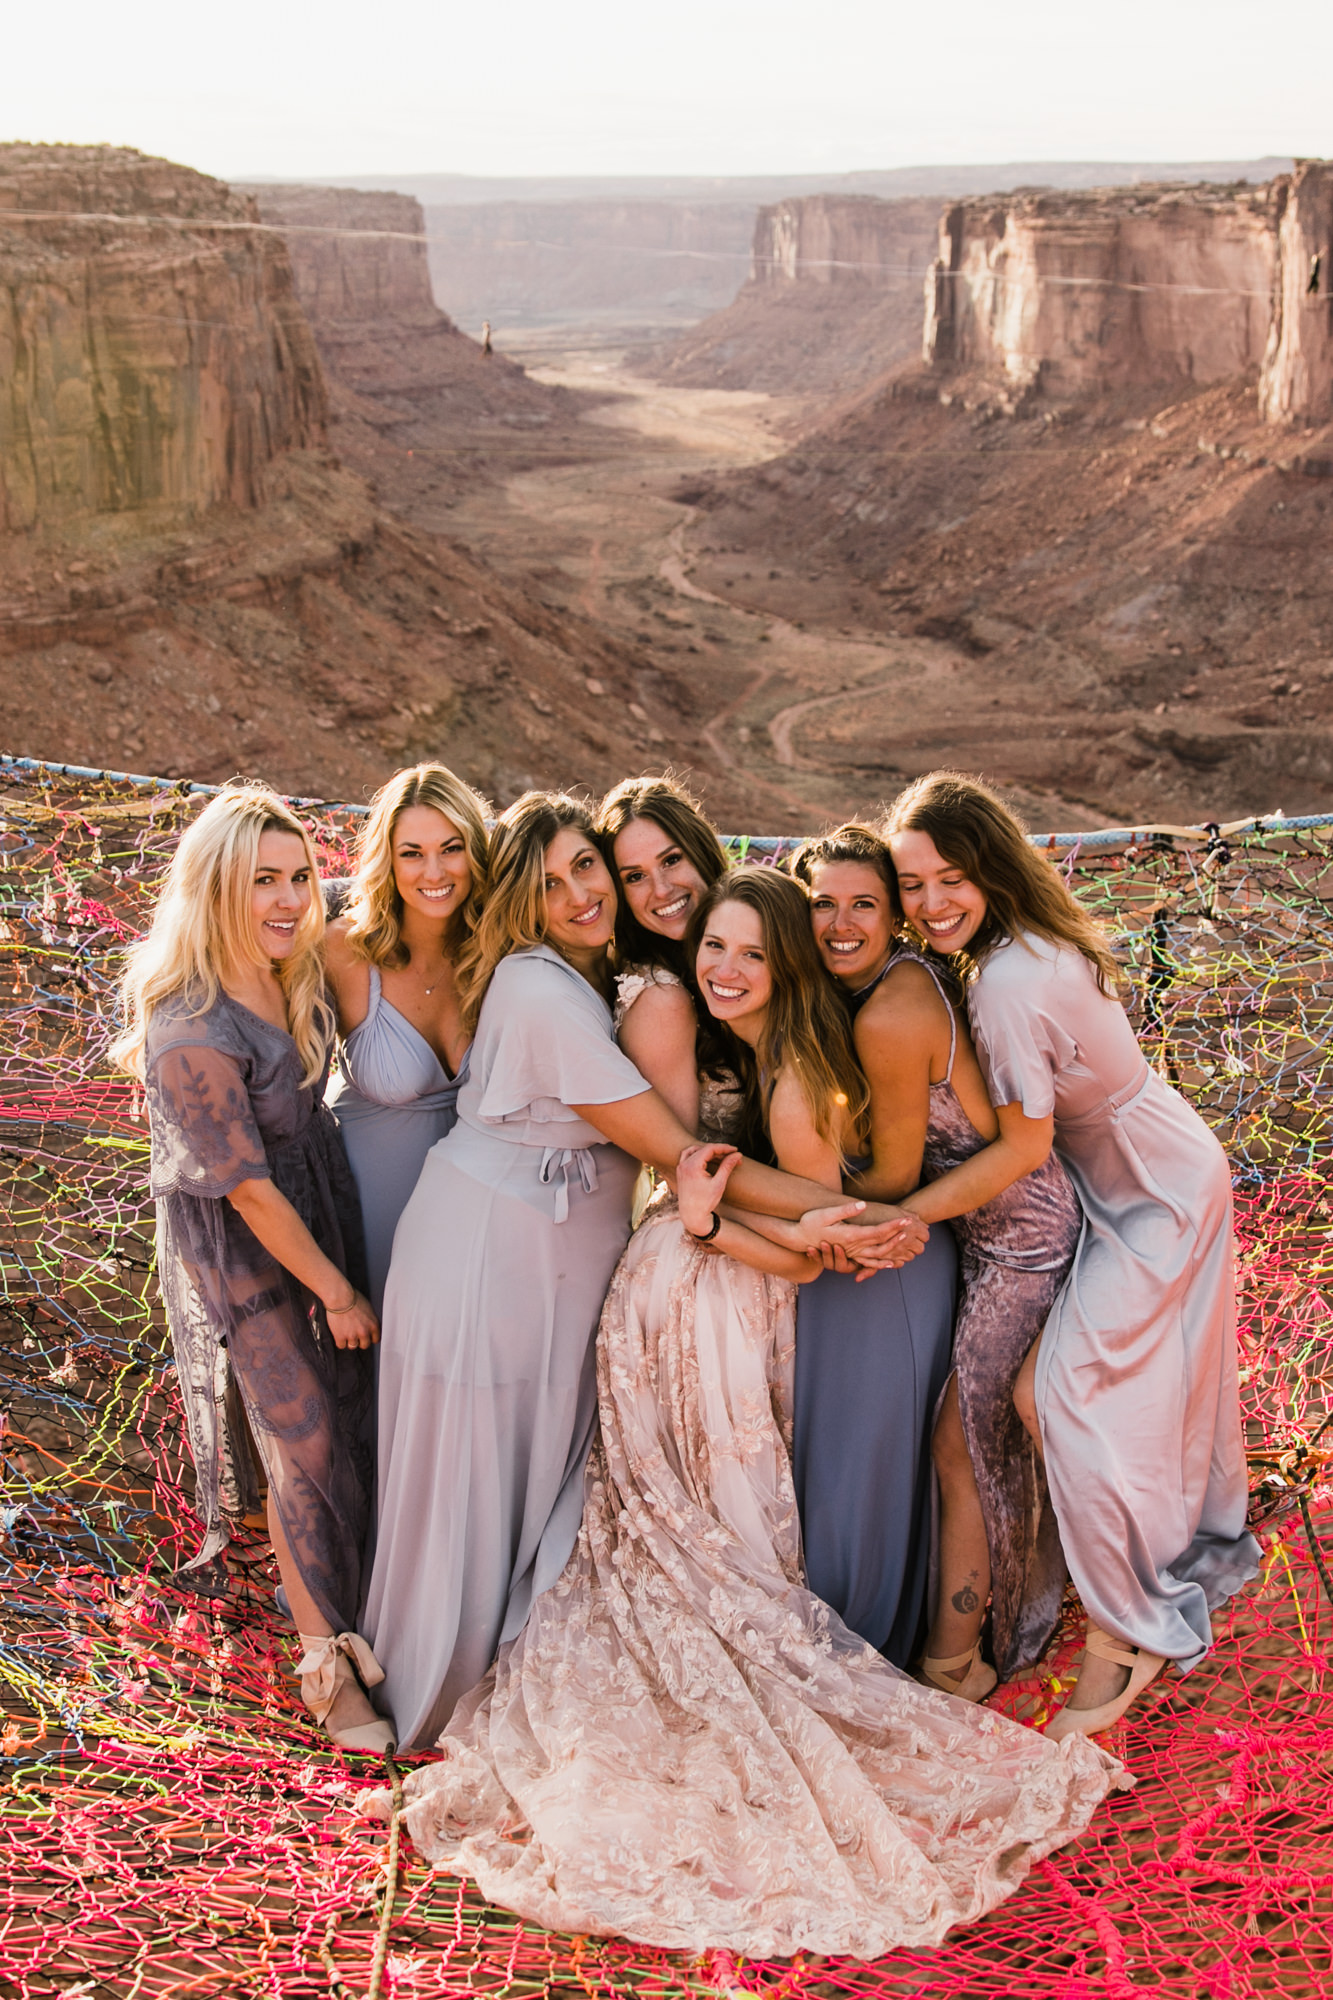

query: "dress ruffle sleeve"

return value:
[146, 1042, 271, 1199]
[472, 950, 651, 1124]
[967, 946, 1076, 1120]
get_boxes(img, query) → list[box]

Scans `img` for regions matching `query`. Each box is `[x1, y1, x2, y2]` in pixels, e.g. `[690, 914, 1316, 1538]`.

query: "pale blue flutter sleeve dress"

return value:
[968, 931, 1261, 1669]
[361, 945, 650, 1749]
[325, 965, 468, 1313]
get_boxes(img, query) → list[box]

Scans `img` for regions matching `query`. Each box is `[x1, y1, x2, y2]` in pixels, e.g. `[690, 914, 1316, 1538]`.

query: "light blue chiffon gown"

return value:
[326, 966, 467, 1313]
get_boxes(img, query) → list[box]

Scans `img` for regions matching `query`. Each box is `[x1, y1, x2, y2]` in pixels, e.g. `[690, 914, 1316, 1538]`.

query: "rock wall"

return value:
[1259, 161, 1333, 420]
[242, 185, 442, 338]
[924, 183, 1279, 397]
[0, 145, 326, 533]
[422, 201, 756, 331]
[752, 194, 941, 288]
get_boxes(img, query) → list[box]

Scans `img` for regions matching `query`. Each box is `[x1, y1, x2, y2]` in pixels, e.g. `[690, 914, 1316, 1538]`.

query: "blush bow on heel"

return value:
[918, 1641, 998, 1703]
[1044, 1621, 1165, 1740]
[296, 1631, 396, 1754]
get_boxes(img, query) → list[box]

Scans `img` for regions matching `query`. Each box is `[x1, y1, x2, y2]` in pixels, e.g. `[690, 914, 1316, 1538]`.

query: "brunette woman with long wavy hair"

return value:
[884, 772, 1259, 1738]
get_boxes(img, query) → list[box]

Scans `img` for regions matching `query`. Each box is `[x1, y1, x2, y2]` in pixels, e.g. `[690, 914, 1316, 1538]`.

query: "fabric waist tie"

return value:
[1057, 1062, 1153, 1132]
[539, 1145, 600, 1224]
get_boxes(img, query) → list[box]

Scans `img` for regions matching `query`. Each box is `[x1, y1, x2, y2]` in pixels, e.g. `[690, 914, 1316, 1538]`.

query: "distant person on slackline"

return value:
[481, 320, 493, 355]
[113, 785, 393, 1755]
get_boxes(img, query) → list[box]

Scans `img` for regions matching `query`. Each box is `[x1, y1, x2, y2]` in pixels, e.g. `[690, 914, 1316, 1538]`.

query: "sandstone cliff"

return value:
[923, 183, 1278, 399]
[655, 196, 940, 396]
[1260, 161, 1333, 420]
[0, 145, 325, 533]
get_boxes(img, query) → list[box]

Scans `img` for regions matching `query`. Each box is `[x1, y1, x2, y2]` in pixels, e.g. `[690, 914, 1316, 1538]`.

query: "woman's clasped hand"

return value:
[121, 760, 1257, 1958]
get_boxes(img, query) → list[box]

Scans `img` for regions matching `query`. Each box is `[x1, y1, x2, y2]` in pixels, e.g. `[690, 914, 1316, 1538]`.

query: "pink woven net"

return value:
[0, 765, 1330, 1999]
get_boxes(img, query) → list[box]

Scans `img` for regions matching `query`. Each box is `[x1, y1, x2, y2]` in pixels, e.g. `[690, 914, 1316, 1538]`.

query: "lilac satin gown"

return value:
[968, 932, 1260, 1668]
[326, 965, 466, 1313]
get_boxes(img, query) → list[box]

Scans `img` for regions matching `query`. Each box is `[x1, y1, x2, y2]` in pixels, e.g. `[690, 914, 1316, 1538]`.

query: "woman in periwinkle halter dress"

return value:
[793, 823, 1081, 1696]
[324, 765, 490, 1313]
[883, 772, 1260, 1738]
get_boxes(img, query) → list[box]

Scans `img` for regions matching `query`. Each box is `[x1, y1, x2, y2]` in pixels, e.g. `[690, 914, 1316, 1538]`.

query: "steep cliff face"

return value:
[242, 183, 575, 519]
[1260, 161, 1333, 420]
[423, 200, 755, 331]
[924, 183, 1278, 398]
[656, 196, 939, 395]
[0, 145, 325, 533]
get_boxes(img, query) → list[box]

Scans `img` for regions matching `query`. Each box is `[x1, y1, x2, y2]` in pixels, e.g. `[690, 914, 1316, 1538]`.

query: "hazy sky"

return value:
[3, 0, 1329, 181]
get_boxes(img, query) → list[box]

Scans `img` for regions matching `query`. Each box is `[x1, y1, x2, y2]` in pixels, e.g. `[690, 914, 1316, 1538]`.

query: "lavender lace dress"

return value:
[144, 991, 374, 1631]
[968, 933, 1260, 1668]
[902, 952, 1083, 1680]
[361, 973, 1125, 1958]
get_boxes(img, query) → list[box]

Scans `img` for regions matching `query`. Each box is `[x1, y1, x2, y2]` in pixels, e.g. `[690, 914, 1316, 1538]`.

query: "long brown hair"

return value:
[689, 866, 869, 1161]
[456, 791, 601, 1031]
[594, 774, 730, 977]
[883, 771, 1120, 992]
[342, 763, 490, 968]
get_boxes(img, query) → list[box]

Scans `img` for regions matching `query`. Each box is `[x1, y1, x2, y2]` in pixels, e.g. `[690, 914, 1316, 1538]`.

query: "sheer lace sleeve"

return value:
[146, 1042, 270, 1199]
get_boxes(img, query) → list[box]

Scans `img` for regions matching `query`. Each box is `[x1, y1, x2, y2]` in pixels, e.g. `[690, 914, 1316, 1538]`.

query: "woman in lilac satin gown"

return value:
[885, 773, 1259, 1739]
[361, 867, 1123, 1958]
[324, 765, 490, 1312]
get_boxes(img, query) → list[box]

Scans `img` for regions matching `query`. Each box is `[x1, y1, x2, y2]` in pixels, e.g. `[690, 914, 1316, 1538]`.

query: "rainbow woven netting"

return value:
[1, 760, 1330, 2000]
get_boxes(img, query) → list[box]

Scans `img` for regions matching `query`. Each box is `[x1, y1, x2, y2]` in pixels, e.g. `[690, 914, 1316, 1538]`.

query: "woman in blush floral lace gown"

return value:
[115, 787, 391, 1754]
[363, 867, 1124, 1959]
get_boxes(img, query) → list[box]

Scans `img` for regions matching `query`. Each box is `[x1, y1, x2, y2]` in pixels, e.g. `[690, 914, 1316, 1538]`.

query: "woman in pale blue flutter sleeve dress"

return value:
[886, 773, 1259, 1739]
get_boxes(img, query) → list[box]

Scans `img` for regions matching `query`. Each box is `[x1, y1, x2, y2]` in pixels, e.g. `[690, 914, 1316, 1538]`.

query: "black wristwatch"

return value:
[687, 1211, 722, 1244]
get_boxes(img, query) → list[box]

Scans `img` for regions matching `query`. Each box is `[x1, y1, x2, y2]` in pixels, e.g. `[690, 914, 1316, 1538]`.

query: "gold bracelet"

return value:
[326, 1292, 360, 1314]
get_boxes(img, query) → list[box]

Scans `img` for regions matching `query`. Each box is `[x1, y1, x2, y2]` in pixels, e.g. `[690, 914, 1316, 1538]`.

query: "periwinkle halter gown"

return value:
[326, 965, 467, 1313]
[793, 961, 958, 1665]
[968, 932, 1260, 1668]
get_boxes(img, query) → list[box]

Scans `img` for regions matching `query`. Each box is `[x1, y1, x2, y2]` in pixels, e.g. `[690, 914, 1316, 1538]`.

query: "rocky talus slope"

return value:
[0, 147, 713, 806]
[652, 196, 941, 398]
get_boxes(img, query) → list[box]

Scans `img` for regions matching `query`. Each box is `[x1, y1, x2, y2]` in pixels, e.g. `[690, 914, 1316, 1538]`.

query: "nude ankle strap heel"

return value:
[296, 1631, 396, 1755]
[919, 1641, 998, 1703]
[1045, 1621, 1165, 1741]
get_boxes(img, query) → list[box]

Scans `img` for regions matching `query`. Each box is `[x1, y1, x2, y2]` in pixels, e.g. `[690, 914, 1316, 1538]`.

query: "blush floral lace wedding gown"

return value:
[363, 1183, 1125, 1957]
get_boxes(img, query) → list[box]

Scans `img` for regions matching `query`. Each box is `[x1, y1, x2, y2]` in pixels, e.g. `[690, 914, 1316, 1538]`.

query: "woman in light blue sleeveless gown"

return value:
[324, 765, 490, 1311]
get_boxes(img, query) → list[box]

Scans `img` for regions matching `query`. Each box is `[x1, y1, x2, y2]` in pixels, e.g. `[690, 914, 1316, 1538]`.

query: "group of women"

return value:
[115, 761, 1260, 1958]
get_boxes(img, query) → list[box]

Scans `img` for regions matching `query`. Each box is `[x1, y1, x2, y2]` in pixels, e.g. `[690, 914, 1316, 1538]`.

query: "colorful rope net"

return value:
[0, 762, 1331, 2000]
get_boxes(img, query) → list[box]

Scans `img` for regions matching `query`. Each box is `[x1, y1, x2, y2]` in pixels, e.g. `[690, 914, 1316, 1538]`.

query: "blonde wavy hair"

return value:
[342, 764, 491, 967]
[457, 792, 597, 1032]
[112, 786, 333, 1086]
[883, 771, 1120, 992]
[689, 866, 870, 1162]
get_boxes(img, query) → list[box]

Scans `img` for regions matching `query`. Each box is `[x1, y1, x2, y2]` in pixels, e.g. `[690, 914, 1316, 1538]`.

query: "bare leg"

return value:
[267, 1495, 331, 1639]
[923, 1376, 990, 1679]
[1012, 1336, 1131, 1711]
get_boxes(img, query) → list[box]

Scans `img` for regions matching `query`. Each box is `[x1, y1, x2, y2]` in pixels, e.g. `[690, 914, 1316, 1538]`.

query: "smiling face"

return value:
[695, 898, 773, 1043]
[542, 823, 617, 960]
[806, 859, 895, 986]
[612, 815, 710, 941]
[250, 829, 312, 962]
[887, 829, 988, 954]
[392, 804, 472, 927]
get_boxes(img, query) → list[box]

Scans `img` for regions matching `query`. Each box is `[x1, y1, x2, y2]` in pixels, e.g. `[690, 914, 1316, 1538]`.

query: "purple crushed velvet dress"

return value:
[903, 952, 1084, 1681]
[144, 990, 374, 1630]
